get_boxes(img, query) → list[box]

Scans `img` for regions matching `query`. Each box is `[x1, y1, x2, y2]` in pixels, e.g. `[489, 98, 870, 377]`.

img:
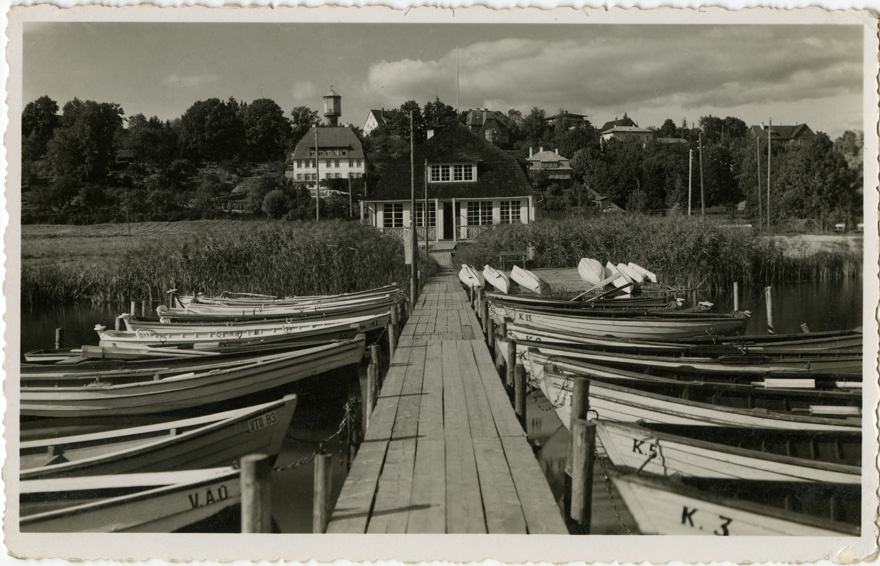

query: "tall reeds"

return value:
[22, 220, 439, 307]
[455, 216, 861, 291]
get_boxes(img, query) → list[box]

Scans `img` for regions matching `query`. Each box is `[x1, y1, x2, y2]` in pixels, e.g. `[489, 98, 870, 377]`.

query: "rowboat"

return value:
[458, 264, 484, 289]
[606, 262, 637, 293]
[487, 293, 676, 310]
[627, 262, 657, 283]
[173, 284, 400, 308]
[687, 328, 864, 353]
[521, 340, 863, 376]
[611, 472, 859, 536]
[510, 265, 551, 294]
[490, 302, 749, 340]
[21, 467, 241, 532]
[96, 312, 387, 350]
[21, 336, 365, 416]
[21, 395, 297, 479]
[529, 354, 861, 432]
[158, 294, 398, 321]
[578, 258, 607, 286]
[616, 262, 643, 284]
[23, 348, 83, 363]
[596, 420, 859, 484]
[482, 264, 511, 294]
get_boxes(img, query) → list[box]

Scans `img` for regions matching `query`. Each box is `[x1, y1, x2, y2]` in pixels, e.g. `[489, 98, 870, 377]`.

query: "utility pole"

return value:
[424, 158, 430, 256]
[698, 130, 705, 217]
[315, 127, 320, 221]
[756, 130, 763, 234]
[688, 149, 693, 217]
[767, 118, 772, 233]
[348, 175, 353, 218]
[410, 111, 418, 304]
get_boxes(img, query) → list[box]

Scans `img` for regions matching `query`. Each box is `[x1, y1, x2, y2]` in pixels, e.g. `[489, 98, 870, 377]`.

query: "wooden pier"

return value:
[327, 275, 567, 534]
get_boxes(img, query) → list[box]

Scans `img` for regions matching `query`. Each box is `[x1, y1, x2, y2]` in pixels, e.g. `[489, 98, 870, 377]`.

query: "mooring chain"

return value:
[275, 398, 363, 472]
[594, 438, 634, 535]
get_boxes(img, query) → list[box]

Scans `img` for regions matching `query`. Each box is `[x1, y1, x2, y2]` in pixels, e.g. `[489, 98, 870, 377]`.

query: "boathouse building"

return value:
[361, 122, 536, 242]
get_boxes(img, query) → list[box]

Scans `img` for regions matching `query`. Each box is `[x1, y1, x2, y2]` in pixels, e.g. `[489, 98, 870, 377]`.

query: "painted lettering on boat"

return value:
[680, 506, 733, 536]
[517, 313, 532, 322]
[187, 484, 230, 509]
[248, 411, 278, 433]
[631, 439, 658, 457]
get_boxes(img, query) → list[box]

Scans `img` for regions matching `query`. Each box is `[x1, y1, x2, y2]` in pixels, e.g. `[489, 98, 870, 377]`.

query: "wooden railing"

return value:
[457, 225, 490, 240]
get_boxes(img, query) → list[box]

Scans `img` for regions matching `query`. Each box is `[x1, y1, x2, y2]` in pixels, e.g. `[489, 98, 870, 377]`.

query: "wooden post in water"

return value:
[240, 454, 271, 533]
[130, 300, 137, 316]
[365, 361, 376, 429]
[733, 282, 739, 312]
[480, 297, 490, 338]
[569, 377, 590, 434]
[764, 286, 775, 334]
[141, 300, 148, 318]
[147, 295, 153, 315]
[370, 343, 382, 386]
[570, 418, 596, 533]
[313, 451, 333, 533]
[506, 336, 517, 389]
[54, 328, 64, 350]
[115, 316, 122, 331]
[476, 286, 483, 321]
[487, 317, 495, 351]
[514, 363, 527, 428]
[388, 305, 399, 360]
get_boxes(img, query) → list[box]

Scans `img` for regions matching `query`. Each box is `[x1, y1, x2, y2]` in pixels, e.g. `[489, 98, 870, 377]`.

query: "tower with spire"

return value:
[323, 87, 342, 127]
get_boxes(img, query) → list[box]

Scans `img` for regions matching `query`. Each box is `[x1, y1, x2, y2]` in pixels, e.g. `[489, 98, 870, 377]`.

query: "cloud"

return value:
[361, 26, 861, 127]
[163, 73, 221, 88]
[291, 81, 318, 102]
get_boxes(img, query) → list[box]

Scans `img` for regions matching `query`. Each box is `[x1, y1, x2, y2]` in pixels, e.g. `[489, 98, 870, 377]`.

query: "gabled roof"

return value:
[602, 126, 654, 136]
[370, 122, 534, 201]
[528, 150, 572, 168]
[749, 124, 815, 142]
[601, 116, 637, 131]
[465, 109, 509, 130]
[291, 126, 365, 160]
[366, 109, 394, 125]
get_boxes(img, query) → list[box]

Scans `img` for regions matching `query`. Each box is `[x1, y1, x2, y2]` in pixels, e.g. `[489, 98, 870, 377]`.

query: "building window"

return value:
[334, 159, 340, 168]
[356, 159, 362, 167]
[453, 164, 473, 181]
[383, 203, 403, 228]
[297, 174, 303, 181]
[415, 202, 436, 227]
[431, 164, 474, 183]
[349, 160, 354, 168]
[500, 200, 521, 224]
[467, 201, 493, 226]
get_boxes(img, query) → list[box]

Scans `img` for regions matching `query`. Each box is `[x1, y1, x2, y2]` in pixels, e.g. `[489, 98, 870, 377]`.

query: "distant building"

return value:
[527, 147, 573, 180]
[286, 89, 366, 187]
[362, 108, 395, 136]
[464, 109, 511, 148]
[749, 123, 816, 144]
[362, 122, 535, 242]
[601, 125, 655, 144]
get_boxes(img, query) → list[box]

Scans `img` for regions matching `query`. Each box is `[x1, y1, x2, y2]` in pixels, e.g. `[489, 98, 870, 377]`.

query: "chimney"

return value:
[540, 146, 544, 153]
[555, 148, 558, 154]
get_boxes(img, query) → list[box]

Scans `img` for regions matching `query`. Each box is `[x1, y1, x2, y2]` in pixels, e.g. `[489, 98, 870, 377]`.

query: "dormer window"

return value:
[429, 164, 475, 183]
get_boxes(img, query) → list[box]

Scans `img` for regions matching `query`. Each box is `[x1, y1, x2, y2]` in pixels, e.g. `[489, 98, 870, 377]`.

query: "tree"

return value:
[46, 98, 124, 189]
[423, 97, 458, 129]
[722, 116, 748, 141]
[522, 107, 549, 147]
[178, 98, 245, 163]
[244, 98, 292, 162]
[657, 119, 679, 138]
[262, 189, 290, 218]
[698, 115, 725, 145]
[834, 130, 864, 171]
[22, 95, 60, 161]
[290, 106, 320, 147]
[126, 114, 179, 169]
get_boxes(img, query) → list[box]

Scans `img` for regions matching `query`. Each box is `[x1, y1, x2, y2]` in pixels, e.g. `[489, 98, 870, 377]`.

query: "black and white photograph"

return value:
[4, 5, 878, 563]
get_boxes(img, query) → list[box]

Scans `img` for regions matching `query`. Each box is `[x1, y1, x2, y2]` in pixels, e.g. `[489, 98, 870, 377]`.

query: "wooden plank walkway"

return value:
[327, 274, 567, 534]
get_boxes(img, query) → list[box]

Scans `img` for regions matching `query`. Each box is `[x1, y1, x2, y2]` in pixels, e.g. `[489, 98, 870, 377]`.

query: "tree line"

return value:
[22, 93, 863, 230]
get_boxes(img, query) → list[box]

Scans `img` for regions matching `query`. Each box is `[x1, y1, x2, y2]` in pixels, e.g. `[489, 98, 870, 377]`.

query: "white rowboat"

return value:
[482, 264, 511, 294]
[509, 265, 551, 295]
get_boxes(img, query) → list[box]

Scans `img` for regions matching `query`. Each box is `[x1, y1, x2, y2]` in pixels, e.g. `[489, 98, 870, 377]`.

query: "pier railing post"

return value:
[313, 451, 333, 533]
[764, 285, 775, 334]
[54, 328, 64, 350]
[514, 363, 527, 428]
[570, 418, 596, 534]
[733, 281, 739, 312]
[240, 453, 272, 533]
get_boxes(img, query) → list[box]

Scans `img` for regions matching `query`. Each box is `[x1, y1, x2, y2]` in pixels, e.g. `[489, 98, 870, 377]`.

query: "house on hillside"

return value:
[749, 123, 816, 145]
[527, 147, 573, 180]
[601, 125, 655, 144]
[465, 109, 511, 148]
[361, 122, 536, 242]
[600, 114, 638, 131]
[362, 108, 395, 136]
[286, 89, 367, 190]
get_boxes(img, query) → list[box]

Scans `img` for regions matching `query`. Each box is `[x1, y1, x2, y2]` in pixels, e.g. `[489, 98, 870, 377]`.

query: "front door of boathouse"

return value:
[442, 202, 454, 240]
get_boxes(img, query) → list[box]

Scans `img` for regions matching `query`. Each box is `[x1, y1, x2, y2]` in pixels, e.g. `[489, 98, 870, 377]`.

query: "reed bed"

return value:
[455, 216, 862, 291]
[22, 220, 439, 307]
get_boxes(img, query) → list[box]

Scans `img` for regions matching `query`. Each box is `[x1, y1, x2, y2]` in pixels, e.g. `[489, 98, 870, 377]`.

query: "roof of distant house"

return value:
[546, 110, 588, 121]
[600, 116, 637, 131]
[370, 122, 534, 201]
[291, 126, 365, 160]
[749, 124, 815, 141]
[528, 149, 572, 168]
[366, 109, 395, 126]
[465, 109, 510, 129]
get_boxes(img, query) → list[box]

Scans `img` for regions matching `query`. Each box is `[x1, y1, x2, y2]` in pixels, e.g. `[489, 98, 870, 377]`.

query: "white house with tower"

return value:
[286, 88, 367, 191]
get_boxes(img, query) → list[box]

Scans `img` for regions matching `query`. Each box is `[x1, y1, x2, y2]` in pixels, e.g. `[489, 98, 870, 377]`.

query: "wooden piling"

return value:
[733, 281, 739, 312]
[147, 295, 153, 314]
[389, 305, 399, 360]
[54, 328, 64, 350]
[313, 451, 333, 533]
[476, 287, 483, 321]
[240, 454, 272, 533]
[130, 300, 137, 316]
[505, 337, 517, 389]
[370, 343, 381, 384]
[487, 318, 495, 351]
[480, 297, 490, 338]
[764, 286, 775, 334]
[570, 418, 596, 533]
[115, 316, 122, 331]
[141, 300, 148, 318]
[514, 363, 527, 427]
[569, 377, 590, 434]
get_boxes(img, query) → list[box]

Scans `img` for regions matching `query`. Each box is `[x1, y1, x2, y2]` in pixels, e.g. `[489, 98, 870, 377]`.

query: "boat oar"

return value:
[569, 274, 623, 302]
[587, 281, 633, 302]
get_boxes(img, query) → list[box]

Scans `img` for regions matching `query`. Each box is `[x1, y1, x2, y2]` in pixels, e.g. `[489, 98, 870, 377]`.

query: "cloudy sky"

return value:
[23, 22, 863, 138]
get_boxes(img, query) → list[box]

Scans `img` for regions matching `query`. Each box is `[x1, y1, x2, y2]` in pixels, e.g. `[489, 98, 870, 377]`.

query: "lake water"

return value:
[15, 278, 866, 532]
